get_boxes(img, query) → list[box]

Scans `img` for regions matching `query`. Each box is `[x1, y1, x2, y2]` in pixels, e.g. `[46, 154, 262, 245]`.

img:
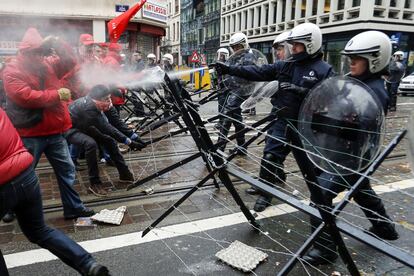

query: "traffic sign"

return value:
[190, 51, 200, 63]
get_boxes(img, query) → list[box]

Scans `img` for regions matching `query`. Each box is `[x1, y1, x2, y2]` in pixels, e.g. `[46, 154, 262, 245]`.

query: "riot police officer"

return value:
[212, 23, 334, 212]
[162, 53, 174, 72]
[387, 51, 405, 111]
[147, 53, 157, 68]
[216, 33, 258, 154]
[303, 30, 399, 266]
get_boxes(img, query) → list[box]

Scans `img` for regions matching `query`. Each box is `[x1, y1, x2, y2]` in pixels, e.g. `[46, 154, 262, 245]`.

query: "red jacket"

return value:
[103, 51, 125, 106]
[0, 108, 33, 186]
[3, 28, 75, 137]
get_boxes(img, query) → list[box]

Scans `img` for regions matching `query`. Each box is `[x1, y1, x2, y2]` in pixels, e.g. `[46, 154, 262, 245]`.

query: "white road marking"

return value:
[4, 179, 414, 268]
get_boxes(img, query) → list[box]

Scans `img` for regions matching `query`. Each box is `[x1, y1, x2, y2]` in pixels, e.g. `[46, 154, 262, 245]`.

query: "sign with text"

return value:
[115, 5, 130, 12]
[143, 0, 167, 23]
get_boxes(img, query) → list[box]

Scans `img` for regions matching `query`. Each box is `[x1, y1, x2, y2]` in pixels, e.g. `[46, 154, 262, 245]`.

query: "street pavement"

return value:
[2, 95, 414, 275]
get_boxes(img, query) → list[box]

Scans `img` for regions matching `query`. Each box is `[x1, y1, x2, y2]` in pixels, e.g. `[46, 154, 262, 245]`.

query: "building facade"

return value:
[0, 0, 167, 59]
[161, 0, 182, 65]
[181, 0, 221, 65]
[221, 0, 414, 72]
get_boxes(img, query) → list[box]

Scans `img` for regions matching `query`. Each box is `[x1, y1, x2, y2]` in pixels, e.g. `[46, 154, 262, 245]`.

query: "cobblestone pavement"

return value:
[2, 96, 414, 275]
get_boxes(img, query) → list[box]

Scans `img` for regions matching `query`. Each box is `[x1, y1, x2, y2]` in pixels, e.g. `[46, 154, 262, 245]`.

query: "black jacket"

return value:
[69, 96, 128, 143]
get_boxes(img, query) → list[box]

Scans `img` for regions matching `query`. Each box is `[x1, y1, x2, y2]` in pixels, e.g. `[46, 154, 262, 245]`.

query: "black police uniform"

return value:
[387, 59, 405, 111]
[307, 72, 398, 265]
[228, 51, 333, 208]
[217, 49, 258, 152]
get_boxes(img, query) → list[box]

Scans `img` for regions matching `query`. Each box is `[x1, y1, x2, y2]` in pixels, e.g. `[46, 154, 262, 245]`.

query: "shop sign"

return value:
[143, 0, 167, 23]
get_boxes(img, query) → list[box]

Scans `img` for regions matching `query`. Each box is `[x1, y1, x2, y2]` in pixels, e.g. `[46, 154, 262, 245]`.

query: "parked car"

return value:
[398, 72, 414, 96]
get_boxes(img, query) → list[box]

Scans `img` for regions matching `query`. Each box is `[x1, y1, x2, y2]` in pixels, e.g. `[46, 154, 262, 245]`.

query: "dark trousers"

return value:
[217, 93, 247, 149]
[66, 130, 100, 183]
[386, 82, 399, 110]
[0, 168, 94, 274]
[68, 129, 130, 180]
[312, 172, 390, 248]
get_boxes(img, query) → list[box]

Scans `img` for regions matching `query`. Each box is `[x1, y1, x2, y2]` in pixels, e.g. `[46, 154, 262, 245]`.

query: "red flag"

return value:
[108, 0, 147, 43]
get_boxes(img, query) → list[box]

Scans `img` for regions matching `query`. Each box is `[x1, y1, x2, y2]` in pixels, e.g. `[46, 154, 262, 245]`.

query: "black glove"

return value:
[279, 82, 309, 96]
[208, 61, 230, 75]
[129, 140, 146, 151]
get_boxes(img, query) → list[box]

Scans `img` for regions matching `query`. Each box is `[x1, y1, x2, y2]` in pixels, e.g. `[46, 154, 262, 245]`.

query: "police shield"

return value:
[241, 81, 279, 110]
[298, 76, 385, 175]
[222, 48, 268, 97]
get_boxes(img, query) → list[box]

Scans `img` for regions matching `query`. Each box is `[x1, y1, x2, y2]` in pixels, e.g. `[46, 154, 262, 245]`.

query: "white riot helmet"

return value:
[286, 23, 322, 55]
[342, 31, 392, 74]
[229, 32, 249, 53]
[393, 50, 404, 60]
[217, 48, 229, 61]
[147, 53, 156, 60]
[272, 31, 292, 60]
[162, 53, 174, 64]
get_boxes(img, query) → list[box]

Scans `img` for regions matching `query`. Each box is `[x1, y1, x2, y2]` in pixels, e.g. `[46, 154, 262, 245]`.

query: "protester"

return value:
[103, 43, 126, 113]
[0, 108, 109, 276]
[68, 85, 145, 194]
[131, 50, 145, 72]
[3, 27, 95, 220]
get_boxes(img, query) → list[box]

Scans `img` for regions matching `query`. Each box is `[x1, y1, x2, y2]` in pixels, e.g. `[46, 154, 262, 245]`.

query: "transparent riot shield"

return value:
[241, 81, 279, 110]
[298, 76, 385, 175]
[221, 48, 268, 97]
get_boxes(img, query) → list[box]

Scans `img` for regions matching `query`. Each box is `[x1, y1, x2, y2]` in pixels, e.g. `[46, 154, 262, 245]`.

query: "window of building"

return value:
[325, 0, 331, 12]
[312, 0, 318, 15]
[251, 8, 255, 28]
[390, 0, 397, 7]
[199, 28, 204, 43]
[257, 6, 261, 27]
[175, 0, 179, 13]
[265, 4, 269, 25]
[374, 0, 382, 5]
[291, 0, 296, 20]
[352, 0, 361, 7]
[244, 10, 248, 29]
[405, 0, 411, 8]
[337, 0, 345, 10]
[173, 23, 176, 41]
[177, 23, 180, 40]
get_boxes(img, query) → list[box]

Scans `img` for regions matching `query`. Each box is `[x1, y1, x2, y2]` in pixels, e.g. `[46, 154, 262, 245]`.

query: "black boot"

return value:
[303, 215, 338, 266]
[253, 195, 272, 212]
[303, 244, 338, 266]
[368, 224, 399, 240]
[2, 212, 15, 223]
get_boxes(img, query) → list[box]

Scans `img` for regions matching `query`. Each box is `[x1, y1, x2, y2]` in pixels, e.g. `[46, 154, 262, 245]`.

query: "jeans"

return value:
[0, 168, 95, 274]
[22, 134, 85, 217]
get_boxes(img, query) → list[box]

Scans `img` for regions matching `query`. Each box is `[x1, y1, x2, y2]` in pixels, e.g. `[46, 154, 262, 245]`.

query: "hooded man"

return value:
[3, 27, 95, 220]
